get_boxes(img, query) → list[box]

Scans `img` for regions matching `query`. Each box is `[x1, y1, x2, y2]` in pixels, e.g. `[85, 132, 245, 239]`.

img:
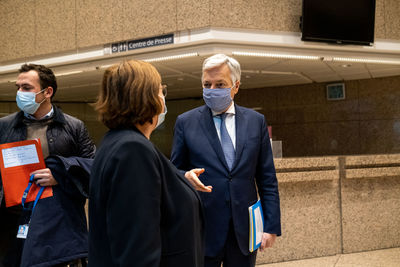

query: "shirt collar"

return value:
[24, 106, 54, 121]
[211, 101, 236, 116]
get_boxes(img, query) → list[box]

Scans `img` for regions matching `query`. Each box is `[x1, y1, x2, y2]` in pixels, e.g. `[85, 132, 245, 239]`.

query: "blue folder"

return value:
[248, 199, 264, 252]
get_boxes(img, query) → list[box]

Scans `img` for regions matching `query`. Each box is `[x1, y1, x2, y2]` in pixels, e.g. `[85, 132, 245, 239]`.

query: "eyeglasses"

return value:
[161, 84, 167, 97]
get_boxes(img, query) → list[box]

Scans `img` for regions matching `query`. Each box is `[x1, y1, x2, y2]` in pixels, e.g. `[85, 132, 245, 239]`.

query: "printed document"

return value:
[0, 139, 53, 207]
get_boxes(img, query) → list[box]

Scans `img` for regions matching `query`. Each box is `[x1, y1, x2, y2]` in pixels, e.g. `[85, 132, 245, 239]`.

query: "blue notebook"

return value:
[248, 199, 264, 252]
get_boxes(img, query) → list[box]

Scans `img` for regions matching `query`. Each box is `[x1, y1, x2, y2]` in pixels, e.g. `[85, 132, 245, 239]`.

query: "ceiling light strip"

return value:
[232, 51, 321, 61]
[0, 63, 25, 73]
[0, 50, 105, 73]
[142, 52, 199, 62]
[232, 51, 400, 65]
[332, 57, 400, 65]
[54, 70, 84, 77]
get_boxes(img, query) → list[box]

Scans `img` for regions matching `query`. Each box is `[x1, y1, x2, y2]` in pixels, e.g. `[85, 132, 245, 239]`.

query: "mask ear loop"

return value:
[36, 88, 48, 104]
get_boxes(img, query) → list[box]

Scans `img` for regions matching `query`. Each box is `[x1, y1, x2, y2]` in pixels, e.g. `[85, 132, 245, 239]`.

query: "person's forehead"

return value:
[17, 70, 39, 84]
[203, 65, 231, 80]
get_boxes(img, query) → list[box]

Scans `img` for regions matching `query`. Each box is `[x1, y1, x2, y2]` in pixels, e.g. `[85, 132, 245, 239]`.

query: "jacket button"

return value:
[49, 138, 53, 143]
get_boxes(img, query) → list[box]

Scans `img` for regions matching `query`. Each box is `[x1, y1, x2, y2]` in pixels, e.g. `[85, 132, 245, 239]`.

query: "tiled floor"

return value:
[257, 247, 400, 267]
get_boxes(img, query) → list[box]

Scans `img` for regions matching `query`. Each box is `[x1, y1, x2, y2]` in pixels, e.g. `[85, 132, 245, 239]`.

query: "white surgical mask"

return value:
[156, 95, 167, 129]
[16, 89, 46, 115]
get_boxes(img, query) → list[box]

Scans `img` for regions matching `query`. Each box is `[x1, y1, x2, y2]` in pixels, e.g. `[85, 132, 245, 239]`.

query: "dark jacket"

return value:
[0, 106, 95, 267]
[0, 105, 95, 203]
[19, 156, 93, 267]
[89, 127, 205, 267]
[171, 104, 281, 257]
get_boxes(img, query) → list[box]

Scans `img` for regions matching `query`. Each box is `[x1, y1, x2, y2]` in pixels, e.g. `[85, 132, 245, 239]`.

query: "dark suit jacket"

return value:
[171, 104, 281, 257]
[89, 127, 204, 267]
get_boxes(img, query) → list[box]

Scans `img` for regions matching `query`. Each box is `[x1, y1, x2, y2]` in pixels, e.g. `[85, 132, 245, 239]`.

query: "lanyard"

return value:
[21, 174, 45, 215]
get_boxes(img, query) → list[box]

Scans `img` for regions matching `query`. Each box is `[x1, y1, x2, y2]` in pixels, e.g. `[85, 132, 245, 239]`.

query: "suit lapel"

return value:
[233, 105, 247, 170]
[198, 106, 230, 170]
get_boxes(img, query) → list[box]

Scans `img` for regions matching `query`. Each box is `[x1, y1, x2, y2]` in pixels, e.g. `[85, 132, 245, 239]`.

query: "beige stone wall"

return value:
[1, 0, 399, 63]
[255, 154, 400, 264]
[235, 75, 400, 157]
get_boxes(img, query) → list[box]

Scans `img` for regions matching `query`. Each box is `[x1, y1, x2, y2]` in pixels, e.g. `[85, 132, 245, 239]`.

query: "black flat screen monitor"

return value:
[301, 0, 376, 46]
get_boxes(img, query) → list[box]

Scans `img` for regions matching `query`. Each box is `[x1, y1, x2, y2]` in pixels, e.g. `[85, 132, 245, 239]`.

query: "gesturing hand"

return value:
[185, 168, 212, 193]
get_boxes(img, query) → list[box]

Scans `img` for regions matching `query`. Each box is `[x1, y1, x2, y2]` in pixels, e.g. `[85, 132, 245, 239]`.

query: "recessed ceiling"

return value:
[1, 41, 400, 102]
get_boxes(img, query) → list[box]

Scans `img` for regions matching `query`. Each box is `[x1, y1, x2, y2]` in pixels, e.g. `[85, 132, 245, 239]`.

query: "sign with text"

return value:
[111, 34, 174, 54]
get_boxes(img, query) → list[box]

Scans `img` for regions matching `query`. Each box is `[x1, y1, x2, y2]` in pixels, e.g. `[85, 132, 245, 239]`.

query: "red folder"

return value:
[0, 139, 53, 207]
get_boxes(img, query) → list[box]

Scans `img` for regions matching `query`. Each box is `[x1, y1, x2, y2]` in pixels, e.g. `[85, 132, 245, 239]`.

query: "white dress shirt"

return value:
[212, 102, 236, 149]
[25, 106, 54, 120]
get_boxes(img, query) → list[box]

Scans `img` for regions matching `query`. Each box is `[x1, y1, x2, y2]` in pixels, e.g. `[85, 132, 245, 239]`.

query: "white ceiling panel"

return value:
[1, 40, 400, 102]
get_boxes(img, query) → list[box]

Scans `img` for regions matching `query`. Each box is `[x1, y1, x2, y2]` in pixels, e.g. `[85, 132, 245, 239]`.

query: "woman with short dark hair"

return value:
[88, 60, 204, 267]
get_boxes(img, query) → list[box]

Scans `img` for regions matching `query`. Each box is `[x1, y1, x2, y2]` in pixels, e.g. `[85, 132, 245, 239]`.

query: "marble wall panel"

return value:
[271, 121, 361, 157]
[56, 102, 86, 121]
[35, 0, 76, 56]
[274, 80, 359, 124]
[235, 87, 278, 125]
[177, 0, 210, 30]
[55, 102, 106, 146]
[0, 0, 36, 62]
[0, 0, 396, 62]
[262, 0, 302, 32]
[276, 83, 325, 107]
[209, 0, 302, 32]
[358, 76, 400, 120]
[0, 2, 6, 61]
[359, 119, 400, 154]
[256, 180, 341, 264]
[272, 123, 315, 157]
[121, 0, 177, 41]
[0, 102, 17, 117]
[374, 0, 387, 39]
[84, 121, 109, 147]
[274, 101, 359, 125]
[384, 0, 400, 40]
[341, 176, 400, 253]
[311, 100, 360, 123]
[311, 121, 361, 156]
[76, 0, 124, 48]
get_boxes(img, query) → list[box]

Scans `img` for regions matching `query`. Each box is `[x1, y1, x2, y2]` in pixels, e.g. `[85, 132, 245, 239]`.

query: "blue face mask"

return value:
[203, 87, 233, 112]
[16, 90, 46, 115]
[156, 95, 167, 129]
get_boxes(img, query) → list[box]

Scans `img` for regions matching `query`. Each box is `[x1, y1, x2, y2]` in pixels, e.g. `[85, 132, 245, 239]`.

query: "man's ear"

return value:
[234, 80, 240, 92]
[44, 87, 53, 99]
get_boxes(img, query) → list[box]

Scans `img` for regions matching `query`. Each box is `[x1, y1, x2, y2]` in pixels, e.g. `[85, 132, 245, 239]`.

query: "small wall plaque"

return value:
[326, 83, 345, 100]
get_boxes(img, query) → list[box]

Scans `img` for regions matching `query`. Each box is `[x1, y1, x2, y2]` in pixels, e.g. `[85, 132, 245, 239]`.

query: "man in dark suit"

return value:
[171, 54, 281, 267]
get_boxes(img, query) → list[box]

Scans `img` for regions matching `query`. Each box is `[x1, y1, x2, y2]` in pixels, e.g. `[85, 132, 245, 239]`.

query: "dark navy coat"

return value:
[171, 104, 281, 257]
[19, 156, 93, 267]
[89, 127, 204, 267]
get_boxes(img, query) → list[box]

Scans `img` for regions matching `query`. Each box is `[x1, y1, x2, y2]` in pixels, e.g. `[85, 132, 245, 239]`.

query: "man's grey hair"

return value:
[202, 54, 241, 85]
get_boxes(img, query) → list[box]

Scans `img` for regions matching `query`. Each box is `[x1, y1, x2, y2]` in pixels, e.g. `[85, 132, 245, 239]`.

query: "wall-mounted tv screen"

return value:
[301, 0, 376, 46]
